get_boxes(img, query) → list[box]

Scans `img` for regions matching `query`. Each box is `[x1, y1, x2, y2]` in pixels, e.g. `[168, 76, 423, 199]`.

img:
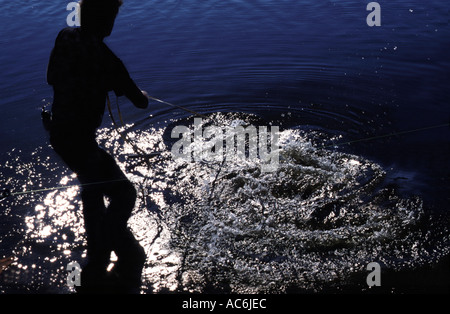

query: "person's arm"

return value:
[119, 68, 149, 109]
[104, 45, 149, 109]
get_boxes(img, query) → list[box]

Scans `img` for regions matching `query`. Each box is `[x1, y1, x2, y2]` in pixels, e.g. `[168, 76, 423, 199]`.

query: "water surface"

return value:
[0, 0, 449, 293]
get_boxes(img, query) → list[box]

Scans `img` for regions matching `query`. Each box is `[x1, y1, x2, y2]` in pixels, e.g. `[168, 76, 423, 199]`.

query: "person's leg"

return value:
[97, 149, 146, 290]
[50, 134, 113, 288]
[51, 133, 146, 291]
[78, 186, 111, 287]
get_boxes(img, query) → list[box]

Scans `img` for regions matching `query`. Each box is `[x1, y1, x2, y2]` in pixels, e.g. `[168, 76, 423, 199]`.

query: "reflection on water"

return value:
[1, 112, 448, 293]
[0, 0, 448, 294]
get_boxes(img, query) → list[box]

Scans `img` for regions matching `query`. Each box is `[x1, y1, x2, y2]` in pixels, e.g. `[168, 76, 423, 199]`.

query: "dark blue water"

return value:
[0, 1, 449, 294]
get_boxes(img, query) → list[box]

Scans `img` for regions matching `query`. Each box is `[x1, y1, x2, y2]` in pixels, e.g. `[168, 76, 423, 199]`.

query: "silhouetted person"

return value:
[46, 0, 148, 293]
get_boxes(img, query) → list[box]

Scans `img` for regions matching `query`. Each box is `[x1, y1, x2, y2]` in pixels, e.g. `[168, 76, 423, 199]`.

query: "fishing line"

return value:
[146, 96, 449, 150]
[322, 123, 450, 149]
[107, 93, 160, 207]
[106, 93, 150, 157]
[0, 178, 129, 201]
[1, 95, 220, 201]
[148, 95, 212, 121]
[1, 95, 448, 202]
[0, 96, 161, 201]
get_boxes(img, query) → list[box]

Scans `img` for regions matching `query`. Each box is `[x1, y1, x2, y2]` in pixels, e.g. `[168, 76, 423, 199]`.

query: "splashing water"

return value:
[0, 112, 448, 293]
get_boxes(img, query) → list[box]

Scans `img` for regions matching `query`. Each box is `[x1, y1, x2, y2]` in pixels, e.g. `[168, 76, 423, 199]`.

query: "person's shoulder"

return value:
[56, 27, 81, 43]
[58, 27, 81, 37]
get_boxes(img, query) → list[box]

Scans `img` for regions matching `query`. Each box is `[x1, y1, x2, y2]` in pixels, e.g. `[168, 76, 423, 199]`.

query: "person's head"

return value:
[80, 0, 123, 38]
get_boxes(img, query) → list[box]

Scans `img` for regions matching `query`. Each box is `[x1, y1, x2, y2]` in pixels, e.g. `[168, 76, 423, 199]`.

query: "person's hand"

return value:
[133, 90, 149, 109]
